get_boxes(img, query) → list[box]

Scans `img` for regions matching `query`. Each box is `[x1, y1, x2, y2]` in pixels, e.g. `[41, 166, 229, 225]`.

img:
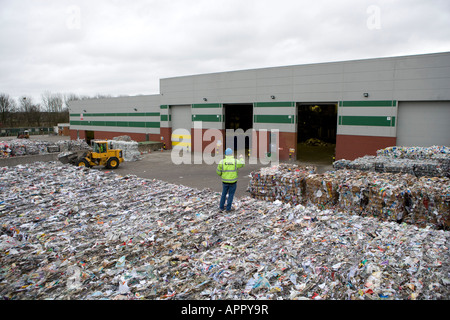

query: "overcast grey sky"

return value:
[1, 0, 450, 103]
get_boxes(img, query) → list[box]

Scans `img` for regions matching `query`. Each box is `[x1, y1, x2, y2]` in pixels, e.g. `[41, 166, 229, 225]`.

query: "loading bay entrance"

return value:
[297, 103, 337, 163]
[224, 104, 253, 154]
[85, 130, 95, 145]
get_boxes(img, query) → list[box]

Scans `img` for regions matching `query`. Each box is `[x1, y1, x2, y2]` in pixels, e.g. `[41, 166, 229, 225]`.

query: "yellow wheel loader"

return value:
[17, 130, 30, 139]
[59, 140, 124, 169]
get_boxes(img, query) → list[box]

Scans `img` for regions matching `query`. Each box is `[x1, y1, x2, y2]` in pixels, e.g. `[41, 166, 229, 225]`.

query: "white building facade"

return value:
[69, 52, 450, 160]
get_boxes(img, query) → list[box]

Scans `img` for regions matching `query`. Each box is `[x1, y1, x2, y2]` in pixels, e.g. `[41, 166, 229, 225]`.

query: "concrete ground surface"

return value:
[1, 135, 334, 199]
[97, 150, 334, 199]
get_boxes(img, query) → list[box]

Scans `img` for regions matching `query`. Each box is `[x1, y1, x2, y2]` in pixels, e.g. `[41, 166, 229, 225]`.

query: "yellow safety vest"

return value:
[216, 155, 245, 183]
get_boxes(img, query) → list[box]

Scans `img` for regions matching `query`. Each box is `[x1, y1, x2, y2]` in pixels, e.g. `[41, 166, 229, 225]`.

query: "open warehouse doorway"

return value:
[85, 130, 95, 145]
[224, 103, 253, 154]
[297, 103, 337, 164]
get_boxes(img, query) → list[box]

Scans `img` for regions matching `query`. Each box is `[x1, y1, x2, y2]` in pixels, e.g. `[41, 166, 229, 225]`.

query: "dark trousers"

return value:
[219, 182, 237, 211]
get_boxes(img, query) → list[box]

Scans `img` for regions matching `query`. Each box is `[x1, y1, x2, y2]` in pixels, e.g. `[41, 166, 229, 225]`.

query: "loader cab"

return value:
[92, 141, 108, 153]
[17, 130, 30, 139]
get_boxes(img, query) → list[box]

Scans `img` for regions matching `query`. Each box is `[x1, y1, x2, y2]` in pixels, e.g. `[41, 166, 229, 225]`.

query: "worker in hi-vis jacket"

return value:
[216, 148, 245, 212]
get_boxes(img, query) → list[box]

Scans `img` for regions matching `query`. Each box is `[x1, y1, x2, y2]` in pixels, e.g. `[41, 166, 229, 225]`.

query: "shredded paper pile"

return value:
[1, 162, 448, 300]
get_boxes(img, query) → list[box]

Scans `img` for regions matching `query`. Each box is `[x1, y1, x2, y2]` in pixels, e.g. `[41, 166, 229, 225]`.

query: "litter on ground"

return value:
[1, 161, 448, 300]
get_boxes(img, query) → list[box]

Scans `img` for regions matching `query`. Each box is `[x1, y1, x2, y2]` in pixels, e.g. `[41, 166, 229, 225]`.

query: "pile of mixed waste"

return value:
[1, 162, 448, 300]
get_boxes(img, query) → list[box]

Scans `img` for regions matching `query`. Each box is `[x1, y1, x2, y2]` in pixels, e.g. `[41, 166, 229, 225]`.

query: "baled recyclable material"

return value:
[334, 146, 450, 177]
[249, 165, 449, 229]
[247, 164, 316, 205]
[108, 140, 142, 162]
[0, 139, 90, 158]
[376, 146, 450, 159]
[112, 135, 132, 142]
[0, 162, 449, 300]
[304, 171, 341, 209]
[406, 177, 450, 228]
[336, 171, 370, 215]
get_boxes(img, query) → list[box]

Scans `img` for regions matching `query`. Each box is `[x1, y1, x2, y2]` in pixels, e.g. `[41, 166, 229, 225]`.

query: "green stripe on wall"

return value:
[70, 121, 160, 128]
[74, 112, 160, 117]
[161, 115, 168, 121]
[254, 115, 294, 124]
[192, 115, 222, 122]
[254, 102, 294, 108]
[339, 116, 396, 127]
[340, 101, 396, 107]
[116, 121, 129, 127]
[192, 103, 221, 108]
[160, 105, 168, 109]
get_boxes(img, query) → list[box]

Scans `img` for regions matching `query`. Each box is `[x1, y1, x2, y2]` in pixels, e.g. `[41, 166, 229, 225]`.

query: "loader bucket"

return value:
[58, 152, 79, 164]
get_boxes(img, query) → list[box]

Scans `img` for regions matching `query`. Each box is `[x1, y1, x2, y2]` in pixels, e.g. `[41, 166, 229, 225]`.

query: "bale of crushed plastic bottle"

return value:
[337, 172, 370, 215]
[365, 173, 415, 223]
[108, 140, 142, 162]
[405, 176, 450, 228]
[304, 172, 340, 209]
[248, 164, 315, 205]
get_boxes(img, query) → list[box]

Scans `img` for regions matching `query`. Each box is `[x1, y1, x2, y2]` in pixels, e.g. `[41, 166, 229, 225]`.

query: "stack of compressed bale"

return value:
[248, 164, 316, 205]
[274, 172, 307, 205]
[248, 166, 279, 202]
[364, 172, 416, 223]
[337, 171, 371, 216]
[249, 164, 449, 229]
[304, 171, 341, 209]
[108, 139, 142, 162]
[334, 146, 450, 177]
[406, 176, 450, 228]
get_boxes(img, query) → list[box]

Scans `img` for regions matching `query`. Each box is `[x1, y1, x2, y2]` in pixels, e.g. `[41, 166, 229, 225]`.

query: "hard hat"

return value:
[225, 148, 233, 156]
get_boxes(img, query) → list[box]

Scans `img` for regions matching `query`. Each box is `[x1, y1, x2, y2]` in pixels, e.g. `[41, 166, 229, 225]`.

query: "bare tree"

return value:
[64, 93, 92, 117]
[42, 91, 65, 124]
[42, 91, 63, 113]
[0, 93, 16, 127]
[19, 96, 42, 127]
[94, 93, 112, 99]
[64, 93, 81, 112]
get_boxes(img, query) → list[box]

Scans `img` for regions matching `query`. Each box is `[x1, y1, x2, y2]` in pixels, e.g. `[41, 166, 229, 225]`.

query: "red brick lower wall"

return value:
[69, 130, 160, 143]
[160, 127, 172, 149]
[336, 135, 396, 160]
[279, 132, 297, 161]
[191, 128, 224, 154]
[190, 129, 295, 161]
[70, 130, 397, 162]
[69, 129, 299, 161]
[70, 130, 82, 140]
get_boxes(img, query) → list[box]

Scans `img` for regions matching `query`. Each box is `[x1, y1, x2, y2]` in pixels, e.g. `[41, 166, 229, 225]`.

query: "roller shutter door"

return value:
[397, 101, 450, 147]
[171, 105, 192, 150]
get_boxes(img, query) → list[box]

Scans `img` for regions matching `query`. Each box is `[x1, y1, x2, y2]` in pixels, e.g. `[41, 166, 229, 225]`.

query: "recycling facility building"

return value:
[69, 51, 450, 161]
